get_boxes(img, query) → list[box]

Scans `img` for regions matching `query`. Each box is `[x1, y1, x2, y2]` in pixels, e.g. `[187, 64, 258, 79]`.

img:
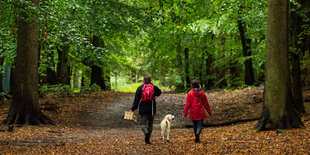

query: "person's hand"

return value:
[130, 110, 133, 112]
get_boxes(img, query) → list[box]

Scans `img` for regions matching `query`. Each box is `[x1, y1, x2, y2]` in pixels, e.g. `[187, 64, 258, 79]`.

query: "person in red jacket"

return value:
[184, 79, 212, 142]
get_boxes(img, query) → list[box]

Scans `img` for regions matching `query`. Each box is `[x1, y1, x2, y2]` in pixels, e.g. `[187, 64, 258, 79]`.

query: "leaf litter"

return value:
[0, 87, 309, 154]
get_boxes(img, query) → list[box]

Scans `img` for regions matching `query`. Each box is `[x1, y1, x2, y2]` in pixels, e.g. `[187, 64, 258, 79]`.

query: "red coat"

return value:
[184, 89, 212, 120]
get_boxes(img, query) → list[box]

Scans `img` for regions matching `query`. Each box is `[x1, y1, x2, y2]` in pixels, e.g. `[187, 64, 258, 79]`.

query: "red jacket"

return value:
[184, 89, 212, 120]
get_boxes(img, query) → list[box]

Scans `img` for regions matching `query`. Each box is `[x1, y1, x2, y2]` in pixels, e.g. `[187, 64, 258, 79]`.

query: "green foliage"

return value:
[80, 84, 102, 92]
[39, 84, 72, 93]
[0, 0, 283, 92]
[39, 83, 102, 93]
[39, 84, 71, 93]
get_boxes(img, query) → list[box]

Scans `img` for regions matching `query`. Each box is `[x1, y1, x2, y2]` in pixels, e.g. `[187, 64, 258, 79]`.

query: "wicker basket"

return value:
[124, 111, 138, 123]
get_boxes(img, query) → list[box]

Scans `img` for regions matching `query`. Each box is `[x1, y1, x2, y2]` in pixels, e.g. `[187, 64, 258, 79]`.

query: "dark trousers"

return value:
[192, 120, 203, 134]
[140, 113, 154, 135]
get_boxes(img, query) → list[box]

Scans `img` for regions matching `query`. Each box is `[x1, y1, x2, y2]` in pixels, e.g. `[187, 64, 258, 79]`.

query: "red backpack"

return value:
[141, 84, 154, 102]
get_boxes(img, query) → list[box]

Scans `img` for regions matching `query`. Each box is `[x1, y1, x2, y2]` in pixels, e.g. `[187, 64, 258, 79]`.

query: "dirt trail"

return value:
[87, 86, 264, 129]
[88, 93, 192, 129]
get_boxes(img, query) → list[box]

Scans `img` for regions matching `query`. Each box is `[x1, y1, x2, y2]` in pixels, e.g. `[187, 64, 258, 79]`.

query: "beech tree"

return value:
[254, 0, 304, 130]
[3, 0, 53, 125]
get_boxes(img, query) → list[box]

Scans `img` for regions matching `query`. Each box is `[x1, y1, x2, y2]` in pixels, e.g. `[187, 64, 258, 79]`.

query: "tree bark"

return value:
[57, 37, 70, 85]
[41, 46, 57, 85]
[3, 0, 53, 125]
[205, 34, 215, 90]
[91, 35, 105, 89]
[290, 2, 305, 114]
[205, 49, 214, 90]
[184, 46, 190, 89]
[300, 0, 310, 89]
[254, 0, 304, 130]
[73, 69, 80, 90]
[0, 57, 3, 93]
[175, 43, 185, 90]
[238, 20, 255, 86]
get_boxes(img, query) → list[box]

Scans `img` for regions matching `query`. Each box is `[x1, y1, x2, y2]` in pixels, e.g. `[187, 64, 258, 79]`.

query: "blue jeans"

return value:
[192, 120, 203, 134]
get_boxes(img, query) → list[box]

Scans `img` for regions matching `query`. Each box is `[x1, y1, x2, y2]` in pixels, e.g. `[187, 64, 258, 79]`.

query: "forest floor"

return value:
[0, 86, 309, 154]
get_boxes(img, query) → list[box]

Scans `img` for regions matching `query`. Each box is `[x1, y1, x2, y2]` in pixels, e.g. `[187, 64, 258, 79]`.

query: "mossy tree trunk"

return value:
[254, 0, 304, 130]
[3, 0, 53, 125]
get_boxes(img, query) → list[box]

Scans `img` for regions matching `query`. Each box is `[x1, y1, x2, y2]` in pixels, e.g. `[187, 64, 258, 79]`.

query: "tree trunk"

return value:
[199, 52, 204, 89]
[73, 69, 81, 90]
[0, 57, 3, 93]
[238, 20, 255, 86]
[91, 35, 105, 89]
[205, 34, 215, 90]
[41, 49, 57, 85]
[91, 65, 105, 89]
[254, 0, 304, 130]
[184, 46, 190, 89]
[290, 2, 305, 114]
[57, 37, 70, 85]
[300, 0, 310, 89]
[205, 50, 214, 90]
[176, 43, 185, 90]
[215, 37, 227, 88]
[3, 0, 53, 125]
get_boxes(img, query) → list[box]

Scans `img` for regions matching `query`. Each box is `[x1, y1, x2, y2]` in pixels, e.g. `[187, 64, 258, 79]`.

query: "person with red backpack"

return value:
[184, 79, 212, 143]
[130, 76, 162, 144]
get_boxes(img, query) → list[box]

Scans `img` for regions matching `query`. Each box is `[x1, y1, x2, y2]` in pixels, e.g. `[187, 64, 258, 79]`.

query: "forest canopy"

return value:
[0, 0, 309, 93]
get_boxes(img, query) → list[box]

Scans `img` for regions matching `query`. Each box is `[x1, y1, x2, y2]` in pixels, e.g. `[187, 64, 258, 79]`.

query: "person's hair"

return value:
[144, 76, 151, 83]
[191, 79, 200, 88]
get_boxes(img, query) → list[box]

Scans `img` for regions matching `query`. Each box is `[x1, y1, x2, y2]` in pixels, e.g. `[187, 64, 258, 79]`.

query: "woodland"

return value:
[0, 0, 310, 154]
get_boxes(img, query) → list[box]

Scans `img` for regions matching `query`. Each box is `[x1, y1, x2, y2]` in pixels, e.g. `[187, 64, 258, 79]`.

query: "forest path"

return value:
[83, 86, 264, 129]
[89, 93, 191, 129]
[0, 87, 309, 154]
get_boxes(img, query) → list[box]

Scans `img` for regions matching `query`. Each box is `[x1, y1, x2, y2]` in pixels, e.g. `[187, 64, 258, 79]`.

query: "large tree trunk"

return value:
[91, 35, 105, 89]
[57, 37, 70, 85]
[290, 2, 305, 114]
[3, 0, 53, 125]
[254, 0, 304, 130]
[184, 46, 190, 89]
[238, 20, 255, 86]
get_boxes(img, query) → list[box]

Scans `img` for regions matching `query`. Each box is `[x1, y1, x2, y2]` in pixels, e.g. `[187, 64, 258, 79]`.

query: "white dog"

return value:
[160, 114, 175, 142]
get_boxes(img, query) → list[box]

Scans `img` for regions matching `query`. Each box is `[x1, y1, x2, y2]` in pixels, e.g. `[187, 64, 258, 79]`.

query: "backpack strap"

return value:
[191, 89, 205, 110]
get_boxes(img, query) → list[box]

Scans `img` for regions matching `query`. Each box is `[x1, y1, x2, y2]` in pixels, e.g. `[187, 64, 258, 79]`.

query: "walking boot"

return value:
[142, 127, 150, 144]
[145, 133, 151, 144]
[195, 134, 200, 143]
[195, 127, 202, 143]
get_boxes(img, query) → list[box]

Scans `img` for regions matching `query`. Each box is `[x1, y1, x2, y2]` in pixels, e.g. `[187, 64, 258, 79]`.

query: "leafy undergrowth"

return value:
[0, 88, 309, 154]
